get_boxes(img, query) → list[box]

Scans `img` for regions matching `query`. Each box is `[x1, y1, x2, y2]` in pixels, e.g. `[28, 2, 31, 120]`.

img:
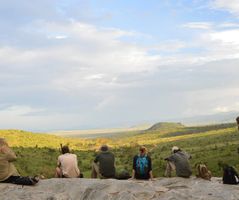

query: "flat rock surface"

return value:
[0, 177, 238, 200]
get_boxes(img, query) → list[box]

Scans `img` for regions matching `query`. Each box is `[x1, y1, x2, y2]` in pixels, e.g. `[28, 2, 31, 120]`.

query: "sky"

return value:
[0, 0, 239, 131]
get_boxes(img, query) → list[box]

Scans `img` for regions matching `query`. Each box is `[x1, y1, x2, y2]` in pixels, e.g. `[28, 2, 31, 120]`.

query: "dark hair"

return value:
[236, 116, 239, 123]
[61, 145, 70, 154]
[100, 145, 108, 152]
[173, 149, 181, 153]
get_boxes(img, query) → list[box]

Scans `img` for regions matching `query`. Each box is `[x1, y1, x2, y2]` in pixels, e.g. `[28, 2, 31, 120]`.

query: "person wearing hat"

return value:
[55, 145, 81, 178]
[164, 146, 192, 178]
[0, 138, 39, 185]
[131, 146, 153, 180]
[91, 145, 115, 178]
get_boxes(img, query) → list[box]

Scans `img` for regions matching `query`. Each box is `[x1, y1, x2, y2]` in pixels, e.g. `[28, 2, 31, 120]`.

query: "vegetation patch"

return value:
[0, 123, 238, 178]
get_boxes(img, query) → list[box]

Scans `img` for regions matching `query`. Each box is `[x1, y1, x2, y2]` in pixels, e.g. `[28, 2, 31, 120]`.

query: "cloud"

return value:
[47, 35, 68, 40]
[1, 1, 239, 130]
[84, 74, 105, 80]
[219, 22, 239, 28]
[208, 29, 239, 45]
[0, 105, 87, 131]
[211, 0, 239, 16]
[0, 21, 163, 93]
[0, 19, 165, 130]
[183, 87, 239, 117]
[214, 106, 230, 113]
[0, 105, 44, 116]
[214, 102, 239, 113]
[95, 96, 117, 111]
[182, 22, 213, 30]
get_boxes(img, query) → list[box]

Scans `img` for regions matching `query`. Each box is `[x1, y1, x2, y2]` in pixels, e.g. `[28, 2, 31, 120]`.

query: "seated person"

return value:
[164, 146, 192, 178]
[0, 138, 39, 185]
[55, 145, 80, 178]
[91, 145, 115, 179]
[236, 116, 239, 131]
[131, 146, 153, 180]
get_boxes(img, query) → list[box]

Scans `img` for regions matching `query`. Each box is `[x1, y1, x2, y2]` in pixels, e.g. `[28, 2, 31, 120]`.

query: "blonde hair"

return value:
[0, 138, 7, 147]
[139, 146, 147, 153]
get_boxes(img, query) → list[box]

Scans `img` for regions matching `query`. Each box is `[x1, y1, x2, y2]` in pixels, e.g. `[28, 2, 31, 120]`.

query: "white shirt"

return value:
[58, 153, 80, 178]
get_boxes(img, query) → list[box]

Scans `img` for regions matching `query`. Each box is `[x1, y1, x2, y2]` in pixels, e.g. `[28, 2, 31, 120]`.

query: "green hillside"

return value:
[145, 122, 185, 131]
[0, 123, 239, 178]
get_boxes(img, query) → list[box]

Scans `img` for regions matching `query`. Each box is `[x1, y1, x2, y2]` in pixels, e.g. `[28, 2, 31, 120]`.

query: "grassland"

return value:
[0, 122, 238, 178]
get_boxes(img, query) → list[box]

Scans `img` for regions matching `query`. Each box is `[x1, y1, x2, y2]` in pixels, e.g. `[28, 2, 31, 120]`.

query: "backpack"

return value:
[116, 169, 131, 180]
[223, 166, 239, 185]
[196, 163, 212, 181]
[136, 155, 149, 176]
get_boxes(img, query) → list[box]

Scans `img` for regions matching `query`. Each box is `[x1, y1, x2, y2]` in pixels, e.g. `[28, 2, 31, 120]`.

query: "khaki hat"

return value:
[172, 146, 180, 153]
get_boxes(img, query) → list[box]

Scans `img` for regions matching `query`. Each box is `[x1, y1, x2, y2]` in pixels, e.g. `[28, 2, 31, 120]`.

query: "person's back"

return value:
[95, 151, 115, 178]
[133, 154, 152, 180]
[58, 153, 80, 178]
[56, 145, 80, 178]
[165, 146, 192, 178]
[168, 151, 192, 177]
[92, 145, 115, 178]
[131, 146, 153, 180]
[0, 147, 19, 182]
[0, 138, 39, 185]
[236, 116, 239, 130]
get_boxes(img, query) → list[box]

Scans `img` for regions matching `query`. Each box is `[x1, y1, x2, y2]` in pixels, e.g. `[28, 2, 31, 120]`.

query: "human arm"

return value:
[0, 145, 17, 162]
[94, 154, 99, 163]
[74, 154, 81, 175]
[149, 171, 154, 180]
[184, 151, 192, 159]
[130, 156, 137, 179]
[57, 156, 61, 167]
[148, 156, 154, 180]
[131, 169, 136, 179]
[164, 154, 174, 162]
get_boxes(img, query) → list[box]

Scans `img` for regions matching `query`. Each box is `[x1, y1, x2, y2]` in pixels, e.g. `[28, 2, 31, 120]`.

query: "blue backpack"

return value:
[136, 155, 149, 175]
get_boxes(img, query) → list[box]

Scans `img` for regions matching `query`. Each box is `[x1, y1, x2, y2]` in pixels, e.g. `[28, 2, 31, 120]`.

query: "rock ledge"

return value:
[0, 177, 238, 200]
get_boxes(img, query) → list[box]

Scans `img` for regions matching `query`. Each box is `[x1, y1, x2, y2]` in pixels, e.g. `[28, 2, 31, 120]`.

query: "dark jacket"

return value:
[133, 154, 152, 180]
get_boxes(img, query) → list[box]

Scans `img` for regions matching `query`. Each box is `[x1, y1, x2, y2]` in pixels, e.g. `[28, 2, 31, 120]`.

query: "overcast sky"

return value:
[0, 0, 239, 131]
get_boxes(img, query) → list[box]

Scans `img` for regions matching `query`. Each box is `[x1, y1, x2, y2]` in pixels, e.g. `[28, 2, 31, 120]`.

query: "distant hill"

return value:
[146, 122, 185, 131]
[51, 122, 187, 138]
[51, 124, 153, 138]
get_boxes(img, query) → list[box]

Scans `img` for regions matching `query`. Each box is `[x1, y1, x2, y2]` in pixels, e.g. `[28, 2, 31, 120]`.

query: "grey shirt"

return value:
[167, 151, 192, 177]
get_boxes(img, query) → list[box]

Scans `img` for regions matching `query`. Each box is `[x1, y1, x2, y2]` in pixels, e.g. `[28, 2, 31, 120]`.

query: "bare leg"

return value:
[164, 161, 175, 177]
[91, 162, 100, 178]
[55, 167, 63, 178]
